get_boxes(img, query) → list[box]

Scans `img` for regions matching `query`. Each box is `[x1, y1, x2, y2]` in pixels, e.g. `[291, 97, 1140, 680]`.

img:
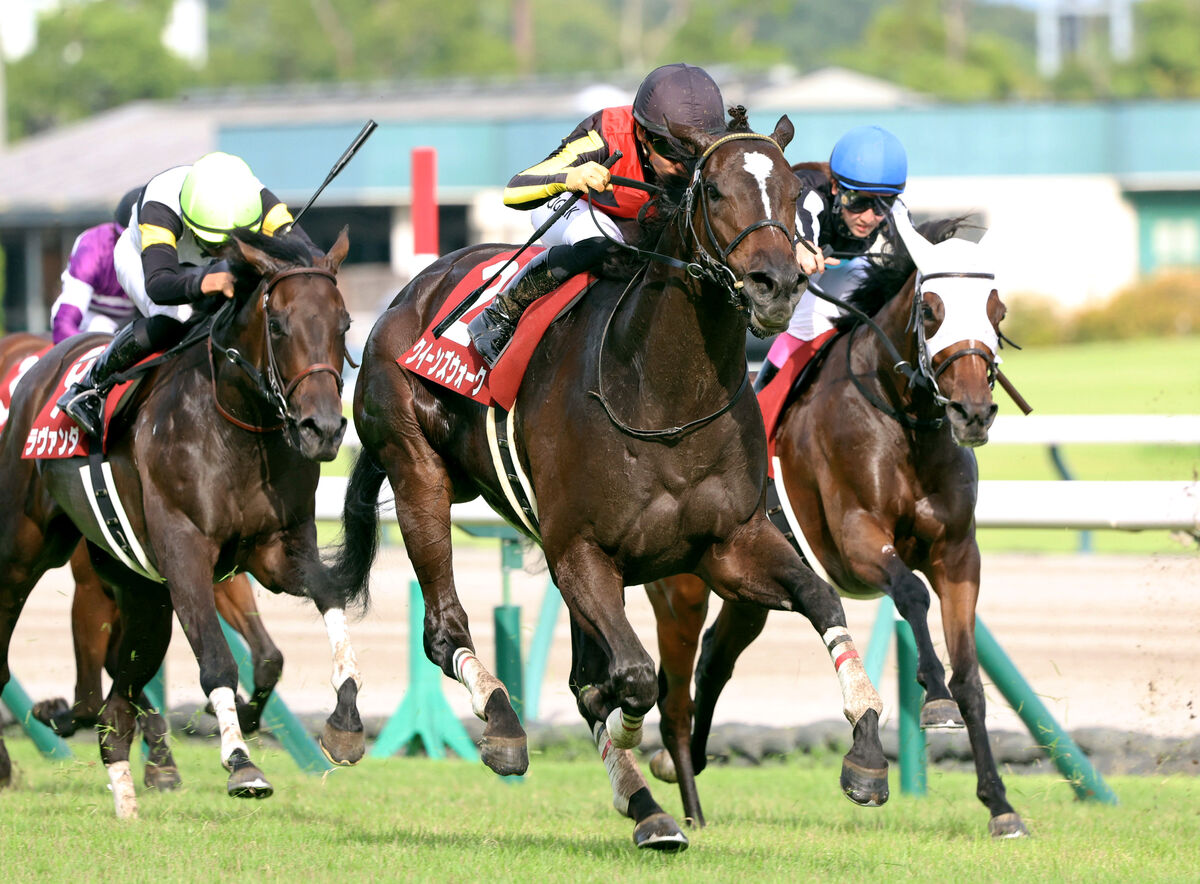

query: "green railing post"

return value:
[522, 579, 562, 722]
[494, 605, 524, 723]
[895, 619, 927, 796]
[371, 580, 479, 761]
[218, 616, 333, 774]
[863, 596, 896, 688]
[975, 616, 1117, 804]
[1, 677, 74, 760]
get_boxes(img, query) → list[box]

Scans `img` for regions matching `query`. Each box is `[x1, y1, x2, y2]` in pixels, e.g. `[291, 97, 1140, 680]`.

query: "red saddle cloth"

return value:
[756, 329, 838, 477]
[23, 345, 149, 459]
[0, 344, 53, 437]
[399, 248, 591, 410]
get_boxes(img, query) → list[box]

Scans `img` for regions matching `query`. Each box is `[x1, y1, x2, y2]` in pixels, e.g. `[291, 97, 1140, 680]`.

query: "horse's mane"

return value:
[834, 217, 974, 328]
[223, 229, 317, 290]
[605, 105, 764, 281]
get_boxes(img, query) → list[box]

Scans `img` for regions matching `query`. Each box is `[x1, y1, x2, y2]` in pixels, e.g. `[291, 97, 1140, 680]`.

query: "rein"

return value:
[586, 132, 788, 440]
[208, 266, 344, 433]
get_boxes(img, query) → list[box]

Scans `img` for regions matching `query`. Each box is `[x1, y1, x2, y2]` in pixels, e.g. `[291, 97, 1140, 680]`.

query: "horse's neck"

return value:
[852, 288, 926, 414]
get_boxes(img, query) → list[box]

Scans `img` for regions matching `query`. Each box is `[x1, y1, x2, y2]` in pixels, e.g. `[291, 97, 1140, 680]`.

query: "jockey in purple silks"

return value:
[50, 189, 141, 343]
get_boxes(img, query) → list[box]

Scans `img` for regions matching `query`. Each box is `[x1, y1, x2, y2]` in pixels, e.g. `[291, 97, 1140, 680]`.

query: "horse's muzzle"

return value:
[946, 399, 998, 448]
[295, 413, 348, 461]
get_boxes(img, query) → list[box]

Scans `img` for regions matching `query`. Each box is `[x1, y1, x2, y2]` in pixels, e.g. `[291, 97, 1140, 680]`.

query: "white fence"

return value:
[319, 415, 1200, 534]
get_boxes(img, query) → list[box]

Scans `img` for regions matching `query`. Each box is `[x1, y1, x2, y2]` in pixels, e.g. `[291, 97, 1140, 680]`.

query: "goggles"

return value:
[646, 132, 684, 162]
[838, 189, 896, 216]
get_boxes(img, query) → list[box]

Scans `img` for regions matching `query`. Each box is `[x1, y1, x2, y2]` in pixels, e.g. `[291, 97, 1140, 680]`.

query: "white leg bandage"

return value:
[593, 722, 647, 818]
[324, 608, 362, 691]
[822, 626, 883, 726]
[209, 686, 249, 766]
[106, 760, 138, 820]
[453, 647, 508, 721]
[605, 706, 644, 750]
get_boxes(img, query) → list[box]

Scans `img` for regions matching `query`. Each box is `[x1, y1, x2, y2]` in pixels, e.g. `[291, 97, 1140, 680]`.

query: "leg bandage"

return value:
[209, 686, 249, 766]
[822, 626, 883, 726]
[453, 647, 508, 720]
[605, 706, 644, 750]
[593, 722, 647, 818]
[324, 608, 362, 691]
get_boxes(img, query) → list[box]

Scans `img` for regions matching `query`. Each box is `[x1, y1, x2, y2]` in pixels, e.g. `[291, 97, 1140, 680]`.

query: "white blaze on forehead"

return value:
[742, 151, 774, 219]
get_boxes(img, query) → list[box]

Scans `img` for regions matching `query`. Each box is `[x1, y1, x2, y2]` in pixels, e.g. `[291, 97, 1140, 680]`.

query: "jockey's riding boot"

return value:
[57, 319, 156, 438]
[468, 248, 568, 368]
[753, 360, 780, 393]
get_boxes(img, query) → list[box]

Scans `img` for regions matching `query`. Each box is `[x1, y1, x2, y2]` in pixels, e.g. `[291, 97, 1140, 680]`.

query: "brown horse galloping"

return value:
[648, 216, 1029, 838]
[322, 112, 889, 851]
[0, 230, 365, 817]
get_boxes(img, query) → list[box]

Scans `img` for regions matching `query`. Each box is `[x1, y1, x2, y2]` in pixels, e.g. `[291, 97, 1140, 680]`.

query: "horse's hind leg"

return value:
[644, 575, 712, 828]
[930, 546, 1027, 838]
[700, 520, 889, 807]
[569, 617, 688, 852]
[214, 573, 283, 735]
[375, 428, 526, 775]
[97, 573, 175, 819]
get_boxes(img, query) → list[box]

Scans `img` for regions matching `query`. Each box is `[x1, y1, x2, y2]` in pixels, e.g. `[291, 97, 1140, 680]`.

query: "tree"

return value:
[1113, 0, 1200, 97]
[5, 0, 191, 139]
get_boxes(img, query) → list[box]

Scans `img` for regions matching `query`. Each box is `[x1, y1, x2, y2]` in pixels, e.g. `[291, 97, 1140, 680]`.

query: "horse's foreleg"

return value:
[645, 575, 711, 828]
[701, 519, 888, 807]
[569, 617, 689, 852]
[840, 516, 961, 727]
[214, 573, 283, 735]
[930, 545, 1028, 838]
[0, 574, 43, 791]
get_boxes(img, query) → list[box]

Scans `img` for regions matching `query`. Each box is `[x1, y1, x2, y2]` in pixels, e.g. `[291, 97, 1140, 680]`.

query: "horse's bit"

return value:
[208, 266, 344, 433]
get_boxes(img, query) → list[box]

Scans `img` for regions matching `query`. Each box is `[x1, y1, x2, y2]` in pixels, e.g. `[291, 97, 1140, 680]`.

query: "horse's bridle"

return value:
[208, 266, 345, 433]
[587, 132, 792, 440]
[909, 271, 999, 404]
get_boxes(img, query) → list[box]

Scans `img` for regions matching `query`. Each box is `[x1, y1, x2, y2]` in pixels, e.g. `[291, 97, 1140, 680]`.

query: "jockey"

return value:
[468, 62, 729, 366]
[50, 188, 141, 343]
[755, 125, 912, 391]
[57, 151, 308, 438]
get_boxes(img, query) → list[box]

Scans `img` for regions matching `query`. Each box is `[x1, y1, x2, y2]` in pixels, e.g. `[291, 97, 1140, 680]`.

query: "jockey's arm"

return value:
[138, 200, 221, 305]
[503, 114, 614, 210]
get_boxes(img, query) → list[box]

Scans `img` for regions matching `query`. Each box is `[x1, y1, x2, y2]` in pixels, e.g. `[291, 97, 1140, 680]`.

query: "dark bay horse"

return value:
[0, 334, 286, 787]
[647, 215, 1029, 837]
[0, 230, 365, 817]
[323, 114, 889, 850]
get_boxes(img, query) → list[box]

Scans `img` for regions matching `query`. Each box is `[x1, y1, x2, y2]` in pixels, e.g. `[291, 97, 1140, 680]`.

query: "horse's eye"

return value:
[705, 182, 721, 201]
[268, 317, 285, 336]
[921, 303, 936, 322]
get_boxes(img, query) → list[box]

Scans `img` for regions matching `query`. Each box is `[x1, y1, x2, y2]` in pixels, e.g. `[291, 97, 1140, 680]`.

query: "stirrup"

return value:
[468, 307, 518, 368]
[61, 389, 104, 439]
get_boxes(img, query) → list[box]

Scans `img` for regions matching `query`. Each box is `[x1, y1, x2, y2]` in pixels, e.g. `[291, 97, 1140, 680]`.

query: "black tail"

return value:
[306, 449, 388, 613]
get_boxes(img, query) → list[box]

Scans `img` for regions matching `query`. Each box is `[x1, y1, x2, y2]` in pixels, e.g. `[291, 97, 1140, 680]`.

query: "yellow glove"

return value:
[564, 161, 613, 194]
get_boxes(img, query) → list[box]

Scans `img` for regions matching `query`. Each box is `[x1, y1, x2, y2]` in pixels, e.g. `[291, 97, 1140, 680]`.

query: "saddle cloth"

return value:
[0, 344, 53, 437]
[399, 248, 591, 410]
[756, 328, 839, 476]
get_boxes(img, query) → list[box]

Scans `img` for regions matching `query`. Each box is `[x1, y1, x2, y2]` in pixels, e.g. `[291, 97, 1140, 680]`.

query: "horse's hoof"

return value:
[319, 721, 365, 766]
[649, 749, 678, 784]
[480, 735, 529, 776]
[227, 767, 274, 799]
[633, 812, 689, 852]
[989, 812, 1030, 839]
[841, 757, 889, 807]
[920, 698, 965, 730]
[143, 763, 182, 791]
[32, 698, 77, 735]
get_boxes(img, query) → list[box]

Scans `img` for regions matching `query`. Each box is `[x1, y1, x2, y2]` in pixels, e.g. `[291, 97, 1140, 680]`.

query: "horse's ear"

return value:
[321, 226, 350, 274]
[890, 203, 937, 270]
[232, 239, 289, 278]
[771, 115, 794, 152]
[666, 118, 718, 157]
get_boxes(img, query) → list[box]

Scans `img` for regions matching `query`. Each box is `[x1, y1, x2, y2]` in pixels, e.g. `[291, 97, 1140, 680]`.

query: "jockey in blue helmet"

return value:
[756, 125, 912, 391]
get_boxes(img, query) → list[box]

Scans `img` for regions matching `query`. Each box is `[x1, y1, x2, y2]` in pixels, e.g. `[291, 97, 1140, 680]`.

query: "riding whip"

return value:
[432, 151, 624, 339]
[290, 120, 378, 228]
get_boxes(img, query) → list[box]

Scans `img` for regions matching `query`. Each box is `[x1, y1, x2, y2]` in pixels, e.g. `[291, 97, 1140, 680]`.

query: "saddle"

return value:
[399, 249, 592, 410]
[756, 328, 843, 471]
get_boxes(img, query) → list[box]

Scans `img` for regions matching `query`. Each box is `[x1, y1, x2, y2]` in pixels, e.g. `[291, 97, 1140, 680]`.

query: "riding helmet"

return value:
[829, 126, 907, 195]
[179, 152, 265, 244]
[113, 187, 141, 229]
[632, 63, 727, 137]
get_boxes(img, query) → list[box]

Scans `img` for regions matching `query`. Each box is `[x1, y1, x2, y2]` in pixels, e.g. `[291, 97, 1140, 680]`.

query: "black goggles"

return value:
[838, 189, 897, 215]
[646, 133, 683, 161]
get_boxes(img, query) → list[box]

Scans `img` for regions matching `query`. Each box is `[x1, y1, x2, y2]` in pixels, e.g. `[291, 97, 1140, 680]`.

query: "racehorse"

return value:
[320, 111, 889, 851]
[646, 214, 1029, 838]
[0, 229, 365, 817]
[0, 334, 287, 788]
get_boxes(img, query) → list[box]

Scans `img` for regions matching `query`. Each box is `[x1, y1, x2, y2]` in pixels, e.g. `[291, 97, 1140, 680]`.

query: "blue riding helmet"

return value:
[829, 125, 907, 195]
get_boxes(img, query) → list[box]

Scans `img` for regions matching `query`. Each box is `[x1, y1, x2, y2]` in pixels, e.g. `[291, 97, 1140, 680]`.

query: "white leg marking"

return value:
[453, 647, 508, 720]
[594, 722, 647, 819]
[209, 686, 249, 766]
[323, 608, 362, 691]
[106, 760, 138, 820]
[743, 151, 775, 220]
[822, 626, 883, 726]
[605, 706, 644, 750]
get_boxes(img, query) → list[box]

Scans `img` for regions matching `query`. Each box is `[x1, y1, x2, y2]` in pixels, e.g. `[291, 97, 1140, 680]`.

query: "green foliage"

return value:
[5, 0, 191, 139]
[1114, 0, 1200, 97]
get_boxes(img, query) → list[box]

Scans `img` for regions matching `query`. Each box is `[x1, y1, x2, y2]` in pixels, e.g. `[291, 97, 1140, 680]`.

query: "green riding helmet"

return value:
[179, 152, 265, 244]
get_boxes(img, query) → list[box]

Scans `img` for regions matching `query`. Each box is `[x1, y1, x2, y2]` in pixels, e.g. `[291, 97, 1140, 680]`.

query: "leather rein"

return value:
[207, 266, 344, 433]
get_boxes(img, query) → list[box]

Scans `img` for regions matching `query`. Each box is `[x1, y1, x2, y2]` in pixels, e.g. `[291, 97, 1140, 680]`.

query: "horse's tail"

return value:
[308, 448, 388, 614]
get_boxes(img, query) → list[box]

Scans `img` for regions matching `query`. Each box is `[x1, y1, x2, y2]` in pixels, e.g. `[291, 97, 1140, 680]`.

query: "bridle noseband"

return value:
[208, 265, 344, 434]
